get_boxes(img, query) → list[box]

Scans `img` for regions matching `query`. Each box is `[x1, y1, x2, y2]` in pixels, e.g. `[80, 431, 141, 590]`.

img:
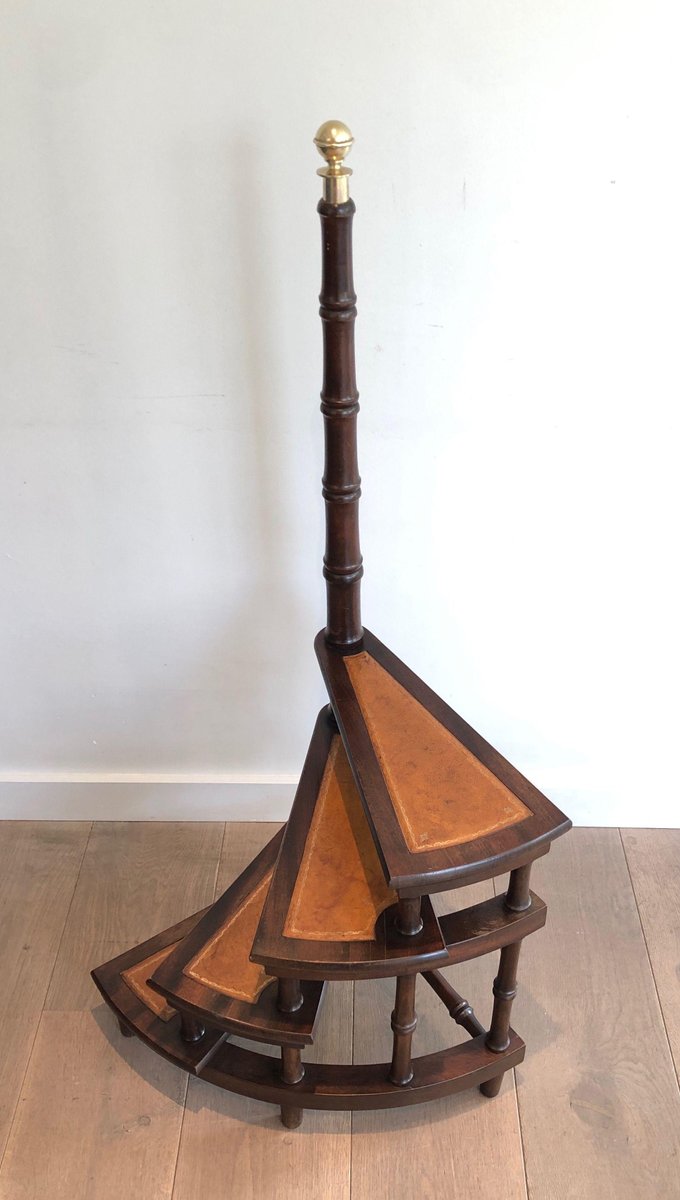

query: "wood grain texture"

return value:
[171, 824, 352, 1200]
[351, 881, 528, 1200]
[515, 829, 680, 1200]
[621, 828, 680, 1081]
[0, 1012, 187, 1200]
[0, 822, 90, 1161]
[215, 821, 282, 896]
[3, 822, 678, 1199]
[45, 822, 224, 1012]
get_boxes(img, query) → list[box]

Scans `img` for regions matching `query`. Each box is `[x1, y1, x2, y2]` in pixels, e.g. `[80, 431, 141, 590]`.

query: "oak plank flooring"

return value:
[171, 822, 352, 1200]
[0, 1012, 187, 1200]
[215, 820, 283, 896]
[621, 829, 680, 1081]
[1, 822, 679, 1200]
[351, 882, 528, 1200]
[0, 822, 90, 1162]
[516, 829, 680, 1200]
[45, 822, 224, 1012]
[0, 823, 224, 1200]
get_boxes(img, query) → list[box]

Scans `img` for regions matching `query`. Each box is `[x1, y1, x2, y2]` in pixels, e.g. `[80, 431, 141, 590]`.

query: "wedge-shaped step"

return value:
[147, 827, 325, 1046]
[92, 908, 226, 1074]
[251, 707, 449, 980]
[316, 627, 571, 894]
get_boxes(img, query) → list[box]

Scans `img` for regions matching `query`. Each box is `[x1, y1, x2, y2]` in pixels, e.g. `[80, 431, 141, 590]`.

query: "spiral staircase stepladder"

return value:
[92, 120, 571, 1130]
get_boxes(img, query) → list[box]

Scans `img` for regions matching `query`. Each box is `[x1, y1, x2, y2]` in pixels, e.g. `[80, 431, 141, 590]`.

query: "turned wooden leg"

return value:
[480, 863, 531, 1097]
[279, 1045, 304, 1128]
[395, 896, 423, 936]
[118, 1017, 134, 1038]
[277, 977, 303, 1014]
[480, 939, 522, 1097]
[389, 974, 417, 1086]
[180, 1013, 206, 1043]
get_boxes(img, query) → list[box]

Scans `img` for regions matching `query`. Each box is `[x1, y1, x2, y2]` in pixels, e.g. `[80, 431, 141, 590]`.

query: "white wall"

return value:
[1, 0, 678, 824]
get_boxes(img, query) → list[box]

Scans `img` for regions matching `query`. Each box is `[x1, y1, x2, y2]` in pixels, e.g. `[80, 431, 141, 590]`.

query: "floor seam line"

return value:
[213, 820, 228, 900]
[0, 819, 94, 1175]
[349, 978, 355, 1200]
[512, 1066, 530, 1200]
[168, 1073, 190, 1200]
[618, 827, 680, 1091]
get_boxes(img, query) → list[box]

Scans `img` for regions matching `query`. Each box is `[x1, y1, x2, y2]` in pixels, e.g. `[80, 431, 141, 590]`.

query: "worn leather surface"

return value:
[284, 736, 397, 941]
[122, 944, 178, 1021]
[346, 652, 530, 853]
[184, 872, 275, 1004]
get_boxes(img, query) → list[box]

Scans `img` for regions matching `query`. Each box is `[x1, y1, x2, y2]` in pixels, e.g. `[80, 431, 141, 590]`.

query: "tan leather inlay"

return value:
[183, 871, 276, 1004]
[345, 653, 531, 853]
[284, 736, 397, 941]
[122, 944, 178, 1021]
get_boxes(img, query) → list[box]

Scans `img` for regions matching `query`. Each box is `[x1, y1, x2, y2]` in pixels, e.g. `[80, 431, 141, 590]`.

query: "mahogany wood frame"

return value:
[91, 123, 571, 1132]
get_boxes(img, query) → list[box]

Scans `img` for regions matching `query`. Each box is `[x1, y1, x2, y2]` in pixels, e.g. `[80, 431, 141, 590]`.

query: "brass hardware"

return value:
[314, 120, 354, 203]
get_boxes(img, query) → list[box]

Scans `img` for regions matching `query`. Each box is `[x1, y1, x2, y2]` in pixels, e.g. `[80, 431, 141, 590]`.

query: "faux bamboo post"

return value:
[480, 862, 532, 1097]
[315, 121, 363, 648]
[279, 1046, 304, 1129]
[389, 974, 418, 1086]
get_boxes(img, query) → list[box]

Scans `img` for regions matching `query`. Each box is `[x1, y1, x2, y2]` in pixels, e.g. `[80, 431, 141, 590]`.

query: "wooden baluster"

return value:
[389, 974, 418, 1086]
[393, 890, 422, 1096]
[277, 977, 303, 1014]
[315, 121, 363, 649]
[395, 896, 423, 936]
[504, 862, 533, 912]
[280, 1046, 304, 1129]
[480, 862, 532, 1096]
[180, 1013, 205, 1043]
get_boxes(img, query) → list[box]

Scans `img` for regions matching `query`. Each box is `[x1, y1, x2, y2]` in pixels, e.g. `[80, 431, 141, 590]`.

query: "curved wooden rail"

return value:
[96, 976, 524, 1113]
[204, 1031, 523, 1110]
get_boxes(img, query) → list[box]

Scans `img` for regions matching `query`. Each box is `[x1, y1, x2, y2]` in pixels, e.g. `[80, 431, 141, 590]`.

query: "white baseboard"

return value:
[0, 774, 298, 821]
[0, 772, 676, 827]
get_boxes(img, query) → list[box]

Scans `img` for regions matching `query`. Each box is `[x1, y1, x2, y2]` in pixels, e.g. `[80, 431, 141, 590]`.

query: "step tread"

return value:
[316, 627, 571, 892]
[251, 708, 449, 979]
[91, 908, 226, 1073]
[148, 828, 325, 1045]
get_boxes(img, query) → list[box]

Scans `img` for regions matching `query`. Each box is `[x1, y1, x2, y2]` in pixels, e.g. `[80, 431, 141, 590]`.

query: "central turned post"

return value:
[315, 121, 363, 648]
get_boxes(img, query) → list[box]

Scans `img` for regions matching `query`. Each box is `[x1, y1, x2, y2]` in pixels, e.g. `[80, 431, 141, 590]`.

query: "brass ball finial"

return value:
[314, 120, 354, 203]
[314, 120, 354, 171]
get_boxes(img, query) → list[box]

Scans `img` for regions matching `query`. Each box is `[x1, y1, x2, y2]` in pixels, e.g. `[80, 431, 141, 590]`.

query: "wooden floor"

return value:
[0, 823, 678, 1199]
